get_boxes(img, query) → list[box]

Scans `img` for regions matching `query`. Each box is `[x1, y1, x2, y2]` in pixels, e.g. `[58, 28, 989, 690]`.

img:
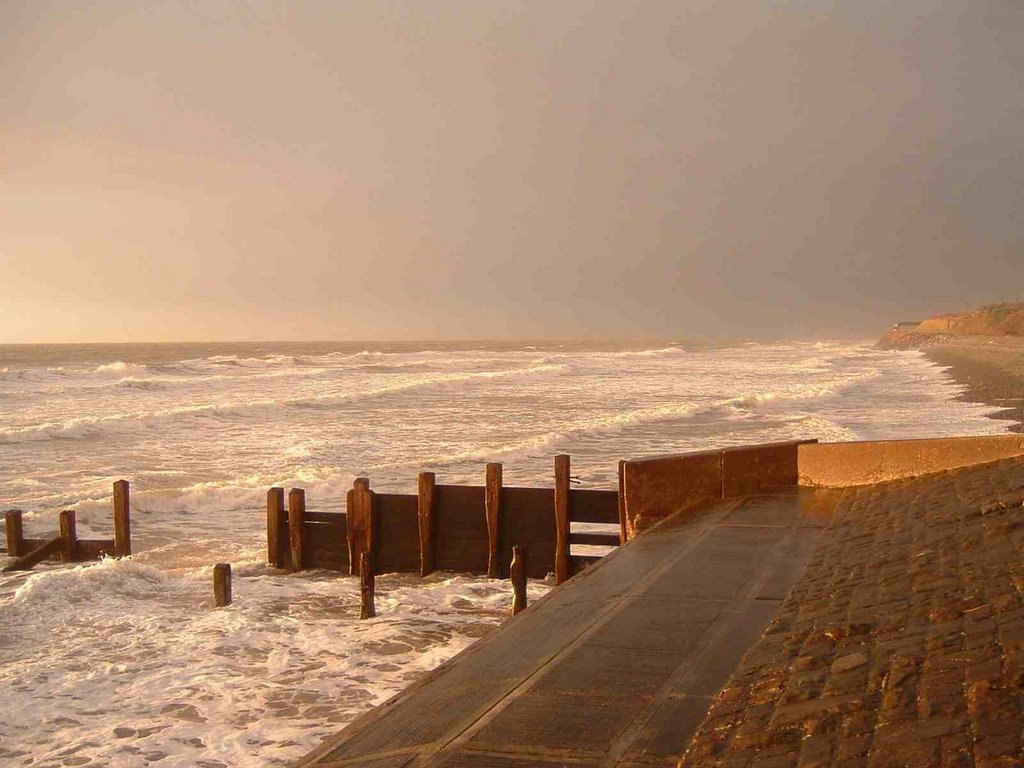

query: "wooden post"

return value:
[359, 551, 376, 619]
[288, 488, 306, 572]
[58, 510, 78, 563]
[618, 459, 628, 545]
[510, 545, 527, 615]
[113, 480, 131, 557]
[554, 454, 571, 585]
[347, 478, 370, 576]
[351, 485, 376, 574]
[485, 463, 503, 578]
[5, 511, 24, 558]
[417, 472, 436, 576]
[266, 487, 285, 568]
[213, 563, 232, 607]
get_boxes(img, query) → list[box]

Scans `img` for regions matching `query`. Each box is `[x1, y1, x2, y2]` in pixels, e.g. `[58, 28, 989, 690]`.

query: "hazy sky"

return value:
[2, 1, 1021, 343]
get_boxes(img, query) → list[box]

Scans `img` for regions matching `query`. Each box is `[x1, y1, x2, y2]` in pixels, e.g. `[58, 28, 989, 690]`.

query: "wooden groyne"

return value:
[267, 455, 623, 584]
[2, 481, 132, 573]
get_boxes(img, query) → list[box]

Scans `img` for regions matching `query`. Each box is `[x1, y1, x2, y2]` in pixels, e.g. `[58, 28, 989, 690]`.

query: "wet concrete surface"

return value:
[294, 486, 843, 768]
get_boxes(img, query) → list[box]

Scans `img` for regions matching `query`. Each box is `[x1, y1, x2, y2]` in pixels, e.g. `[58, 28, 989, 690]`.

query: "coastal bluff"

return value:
[877, 303, 1024, 350]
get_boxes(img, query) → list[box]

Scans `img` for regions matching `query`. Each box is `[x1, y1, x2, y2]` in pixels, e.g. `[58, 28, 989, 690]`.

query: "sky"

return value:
[1, 1, 1022, 343]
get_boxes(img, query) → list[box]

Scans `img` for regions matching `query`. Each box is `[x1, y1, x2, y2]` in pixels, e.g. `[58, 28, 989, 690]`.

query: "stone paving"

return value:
[680, 457, 1024, 768]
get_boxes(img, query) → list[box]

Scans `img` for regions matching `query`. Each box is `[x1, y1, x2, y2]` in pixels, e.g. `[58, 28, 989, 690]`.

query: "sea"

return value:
[0, 340, 1012, 766]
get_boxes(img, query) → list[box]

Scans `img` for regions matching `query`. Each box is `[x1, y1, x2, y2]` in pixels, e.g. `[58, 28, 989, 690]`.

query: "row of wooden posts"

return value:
[3, 457, 608, 621]
[211, 544, 530, 618]
[267, 454, 624, 586]
[2, 481, 132, 573]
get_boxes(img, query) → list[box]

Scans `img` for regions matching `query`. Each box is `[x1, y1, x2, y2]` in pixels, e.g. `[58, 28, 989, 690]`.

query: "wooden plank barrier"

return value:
[262, 456, 622, 584]
[375, 493, 418, 573]
[435, 484, 489, 573]
[2, 481, 132, 572]
[2, 537, 63, 573]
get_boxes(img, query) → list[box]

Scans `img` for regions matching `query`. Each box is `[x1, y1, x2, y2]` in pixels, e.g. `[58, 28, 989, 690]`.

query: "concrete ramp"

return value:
[294, 487, 843, 767]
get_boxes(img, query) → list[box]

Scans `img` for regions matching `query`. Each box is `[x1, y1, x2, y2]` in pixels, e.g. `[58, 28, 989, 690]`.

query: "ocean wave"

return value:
[726, 369, 883, 409]
[94, 360, 152, 376]
[5, 558, 182, 614]
[0, 562, 542, 767]
[602, 346, 686, 358]
[117, 377, 167, 391]
[0, 361, 567, 444]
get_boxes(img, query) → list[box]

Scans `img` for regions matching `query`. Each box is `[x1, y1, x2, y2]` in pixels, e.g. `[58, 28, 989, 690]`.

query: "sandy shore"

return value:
[921, 336, 1024, 433]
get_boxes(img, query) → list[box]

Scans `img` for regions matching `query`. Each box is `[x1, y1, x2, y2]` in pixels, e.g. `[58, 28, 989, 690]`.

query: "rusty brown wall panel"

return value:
[304, 511, 344, 523]
[77, 539, 116, 559]
[435, 485, 488, 573]
[275, 520, 291, 568]
[500, 487, 556, 579]
[569, 489, 619, 524]
[376, 493, 421, 573]
[301, 521, 349, 571]
[722, 442, 801, 497]
[19, 537, 115, 562]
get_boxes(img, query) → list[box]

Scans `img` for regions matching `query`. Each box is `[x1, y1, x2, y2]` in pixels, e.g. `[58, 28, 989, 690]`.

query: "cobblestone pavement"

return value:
[680, 457, 1024, 768]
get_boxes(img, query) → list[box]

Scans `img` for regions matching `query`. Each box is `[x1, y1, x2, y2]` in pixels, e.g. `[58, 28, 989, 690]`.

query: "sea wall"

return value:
[621, 434, 1024, 534]
[797, 435, 1024, 487]
[620, 441, 807, 537]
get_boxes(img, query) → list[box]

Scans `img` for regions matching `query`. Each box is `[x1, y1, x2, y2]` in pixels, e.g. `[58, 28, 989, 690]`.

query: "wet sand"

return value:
[923, 336, 1024, 432]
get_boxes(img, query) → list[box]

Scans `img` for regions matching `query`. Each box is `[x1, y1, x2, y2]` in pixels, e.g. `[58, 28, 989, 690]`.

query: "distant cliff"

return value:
[878, 303, 1024, 350]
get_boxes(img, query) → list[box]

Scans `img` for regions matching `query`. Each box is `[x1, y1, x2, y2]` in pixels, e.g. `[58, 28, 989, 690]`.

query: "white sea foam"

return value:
[0, 557, 549, 767]
[0, 340, 1014, 765]
[0, 361, 567, 444]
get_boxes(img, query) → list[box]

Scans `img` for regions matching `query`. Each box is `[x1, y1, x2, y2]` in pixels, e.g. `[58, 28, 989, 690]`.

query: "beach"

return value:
[0, 340, 1015, 766]
[922, 336, 1024, 432]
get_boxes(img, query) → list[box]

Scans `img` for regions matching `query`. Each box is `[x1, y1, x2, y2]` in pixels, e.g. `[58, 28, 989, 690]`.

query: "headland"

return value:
[877, 304, 1024, 432]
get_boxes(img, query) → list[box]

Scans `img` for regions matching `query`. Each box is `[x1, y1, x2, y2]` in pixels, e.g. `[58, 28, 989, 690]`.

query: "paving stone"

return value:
[680, 457, 1024, 768]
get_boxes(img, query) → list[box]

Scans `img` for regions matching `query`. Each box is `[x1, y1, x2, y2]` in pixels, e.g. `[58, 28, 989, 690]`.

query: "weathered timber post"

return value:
[213, 563, 232, 607]
[58, 510, 78, 563]
[113, 480, 131, 557]
[359, 551, 375, 619]
[5, 511, 24, 558]
[617, 459, 628, 545]
[347, 478, 370, 576]
[485, 463, 503, 578]
[417, 472, 436, 576]
[554, 454, 571, 585]
[288, 488, 306, 572]
[510, 545, 527, 615]
[350, 484, 376, 575]
[266, 487, 285, 568]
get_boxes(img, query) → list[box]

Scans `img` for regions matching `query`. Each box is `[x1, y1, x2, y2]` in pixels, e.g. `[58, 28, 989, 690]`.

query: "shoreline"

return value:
[921, 336, 1024, 433]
